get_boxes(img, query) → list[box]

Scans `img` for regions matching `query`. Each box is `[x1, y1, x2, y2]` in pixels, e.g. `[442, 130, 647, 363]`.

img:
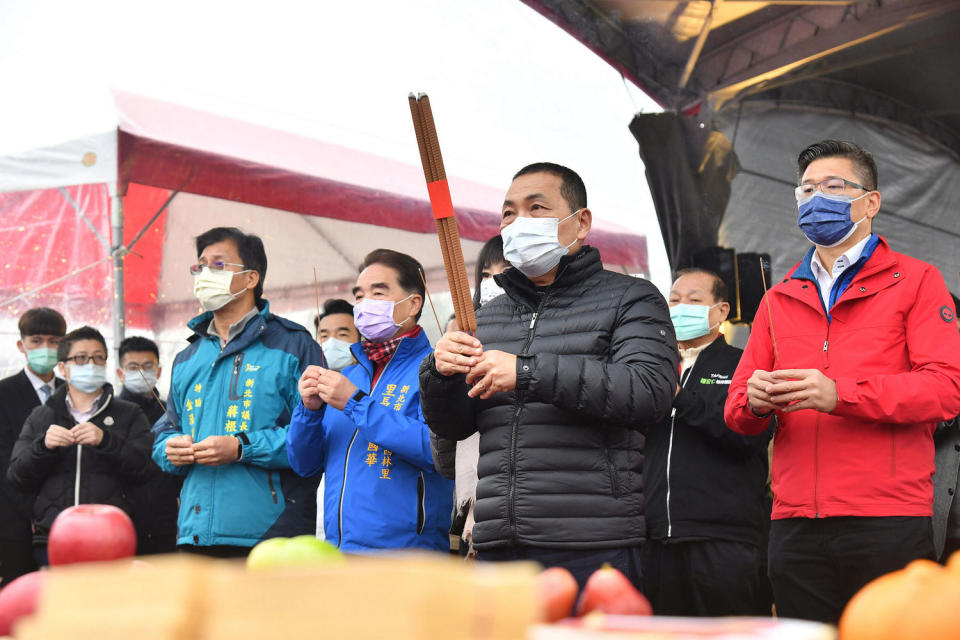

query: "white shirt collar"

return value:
[811, 235, 871, 280]
[65, 389, 106, 424]
[23, 366, 57, 400]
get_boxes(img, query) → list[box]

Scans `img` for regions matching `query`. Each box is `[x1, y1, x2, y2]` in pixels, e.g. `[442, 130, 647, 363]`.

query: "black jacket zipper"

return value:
[508, 294, 550, 540]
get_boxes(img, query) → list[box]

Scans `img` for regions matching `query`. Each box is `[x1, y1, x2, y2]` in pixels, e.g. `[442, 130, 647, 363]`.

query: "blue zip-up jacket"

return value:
[286, 329, 453, 552]
[152, 300, 323, 548]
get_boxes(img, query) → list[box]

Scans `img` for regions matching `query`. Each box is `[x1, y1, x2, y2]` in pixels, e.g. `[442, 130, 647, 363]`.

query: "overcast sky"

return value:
[0, 0, 670, 287]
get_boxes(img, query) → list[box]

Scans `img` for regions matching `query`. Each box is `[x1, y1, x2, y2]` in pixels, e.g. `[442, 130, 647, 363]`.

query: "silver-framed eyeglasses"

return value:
[795, 178, 871, 202]
[189, 261, 246, 276]
[123, 363, 158, 373]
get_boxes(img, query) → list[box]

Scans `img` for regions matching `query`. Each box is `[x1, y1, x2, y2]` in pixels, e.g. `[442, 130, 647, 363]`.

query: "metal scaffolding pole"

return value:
[111, 193, 125, 362]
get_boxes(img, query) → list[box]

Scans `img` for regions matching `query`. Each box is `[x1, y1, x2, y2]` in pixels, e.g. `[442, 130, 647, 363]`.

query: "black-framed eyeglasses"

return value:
[795, 178, 871, 202]
[189, 261, 246, 276]
[64, 354, 107, 365]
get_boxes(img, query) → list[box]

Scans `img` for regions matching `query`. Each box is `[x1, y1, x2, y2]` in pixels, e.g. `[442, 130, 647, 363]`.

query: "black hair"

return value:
[195, 227, 267, 302]
[472, 235, 506, 309]
[513, 162, 587, 212]
[314, 298, 355, 330]
[119, 336, 159, 362]
[359, 249, 425, 322]
[797, 140, 878, 191]
[674, 268, 729, 303]
[57, 326, 108, 363]
[19, 307, 66, 338]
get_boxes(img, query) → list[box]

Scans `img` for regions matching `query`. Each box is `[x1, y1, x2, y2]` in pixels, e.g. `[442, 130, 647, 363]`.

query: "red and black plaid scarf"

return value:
[362, 326, 422, 368]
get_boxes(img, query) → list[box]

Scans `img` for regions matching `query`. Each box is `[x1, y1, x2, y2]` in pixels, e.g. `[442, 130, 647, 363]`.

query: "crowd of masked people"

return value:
[1, 140, 959, 626]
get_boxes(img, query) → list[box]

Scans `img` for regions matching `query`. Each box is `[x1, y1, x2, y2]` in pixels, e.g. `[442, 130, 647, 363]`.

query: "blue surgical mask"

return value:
[68, 363, 108, 394]
[670, 303, 721, 341]
[26, 347, 58, 375]
[797, 192, 869, 247]
[321, 338, 355, 371]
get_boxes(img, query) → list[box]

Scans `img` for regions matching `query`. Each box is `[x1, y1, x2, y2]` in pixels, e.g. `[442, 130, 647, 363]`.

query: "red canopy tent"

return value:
[0, 91, 649, 365]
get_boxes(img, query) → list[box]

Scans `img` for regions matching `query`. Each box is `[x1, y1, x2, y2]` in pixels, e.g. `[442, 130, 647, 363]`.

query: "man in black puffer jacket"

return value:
[8, 327, 153, 566]
[420, 163, 679, 590]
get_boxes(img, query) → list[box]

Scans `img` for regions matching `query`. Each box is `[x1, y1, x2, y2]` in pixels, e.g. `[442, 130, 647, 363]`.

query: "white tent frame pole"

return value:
[111, 194, 125, 362]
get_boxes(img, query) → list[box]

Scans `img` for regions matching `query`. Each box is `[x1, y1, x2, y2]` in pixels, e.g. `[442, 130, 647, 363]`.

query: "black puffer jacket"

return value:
[420, 246, 679, 550]
[7, 383, 152, 544]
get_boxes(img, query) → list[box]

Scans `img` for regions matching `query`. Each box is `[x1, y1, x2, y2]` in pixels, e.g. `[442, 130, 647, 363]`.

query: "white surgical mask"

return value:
[321, 339, 355, 371]
[193, 267, 250, 312]
[123, 369, 158, 395]
[68, 363, 107, 394]
[501, 210, 581, 278]
[478, 278, 505, 307]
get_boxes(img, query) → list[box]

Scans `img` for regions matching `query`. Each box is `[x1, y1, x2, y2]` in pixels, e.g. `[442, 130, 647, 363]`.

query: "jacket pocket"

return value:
[603, 447, 621, 498]
[228, 353, 245, 401]
[416, 473, 425, 535]
[267, 471, 278, 504]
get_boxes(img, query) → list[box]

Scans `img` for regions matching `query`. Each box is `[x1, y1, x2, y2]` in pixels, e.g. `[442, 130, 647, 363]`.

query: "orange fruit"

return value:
[839, 559, 960, 640]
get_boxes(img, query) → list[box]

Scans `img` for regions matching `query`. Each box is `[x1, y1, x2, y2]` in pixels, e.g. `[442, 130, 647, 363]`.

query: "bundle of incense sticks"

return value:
[408, 93, 477, 334]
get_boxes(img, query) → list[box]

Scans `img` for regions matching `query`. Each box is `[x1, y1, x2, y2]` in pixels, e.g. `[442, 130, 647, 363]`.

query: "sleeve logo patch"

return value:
[941, 305, 956, 323]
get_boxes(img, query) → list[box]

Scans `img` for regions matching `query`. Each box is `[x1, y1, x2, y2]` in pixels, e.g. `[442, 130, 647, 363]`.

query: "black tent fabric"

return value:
[716, 106, 960, 292]
[629, 112, 740, 271]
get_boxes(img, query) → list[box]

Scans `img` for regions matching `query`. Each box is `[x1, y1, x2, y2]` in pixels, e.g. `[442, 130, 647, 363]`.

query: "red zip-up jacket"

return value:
[725, 236, 960, 520]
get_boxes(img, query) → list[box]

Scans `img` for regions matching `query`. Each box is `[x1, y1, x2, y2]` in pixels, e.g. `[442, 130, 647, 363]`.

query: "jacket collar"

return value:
[187, 299, 272, 359]
[789, 234, 886, 283]
[685, 334, 728, 372]
[48, 382, 114, 422]
[496, 245, 603, 307]
[349, 327, 430, 382]
[118, 385, 159, 409]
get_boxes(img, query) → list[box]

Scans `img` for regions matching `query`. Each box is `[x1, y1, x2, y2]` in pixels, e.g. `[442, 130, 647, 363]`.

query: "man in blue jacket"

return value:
[287, 249, 452, 552]
[152, 227, 323, 557]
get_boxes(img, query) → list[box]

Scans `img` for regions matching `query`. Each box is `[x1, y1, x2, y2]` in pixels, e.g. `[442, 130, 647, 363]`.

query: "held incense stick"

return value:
[136, 368, 178, 429]
[312, 267, 328, 368]
[408, 93, 477, 334]
[758, 256, 780, 365]
[418, 268, 445, 336]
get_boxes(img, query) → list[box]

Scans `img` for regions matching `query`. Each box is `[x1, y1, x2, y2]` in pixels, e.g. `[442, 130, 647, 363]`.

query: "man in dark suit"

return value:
[0, 307, 66, 586]
[115, 336, 181, 555]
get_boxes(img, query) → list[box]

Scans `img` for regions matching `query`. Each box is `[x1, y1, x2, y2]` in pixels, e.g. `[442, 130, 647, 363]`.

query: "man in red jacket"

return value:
[724, 140, 960, 623]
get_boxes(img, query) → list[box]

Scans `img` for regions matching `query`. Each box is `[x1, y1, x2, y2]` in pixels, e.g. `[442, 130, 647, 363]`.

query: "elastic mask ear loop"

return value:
[561, 209, 583, 249]
[849, 191, 872, 227]
[707, 302, 723, 332]
[395, 293, 415, 328]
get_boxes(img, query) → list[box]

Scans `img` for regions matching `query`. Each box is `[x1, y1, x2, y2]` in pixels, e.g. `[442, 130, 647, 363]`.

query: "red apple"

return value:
[537, 567, 579, 622]
[0, 570, 44, 636]
[575, 564, 652, 617]
[47, 504, 137, 566]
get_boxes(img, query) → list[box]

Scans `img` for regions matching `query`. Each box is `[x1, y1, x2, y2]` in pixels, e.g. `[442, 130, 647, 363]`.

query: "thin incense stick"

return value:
[758, 257, 779, 365]
[136, 368, 177, 429]
[418, 268, 444, 335]
[313, 267, 328, 368]
[313, 267, 322, 331]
